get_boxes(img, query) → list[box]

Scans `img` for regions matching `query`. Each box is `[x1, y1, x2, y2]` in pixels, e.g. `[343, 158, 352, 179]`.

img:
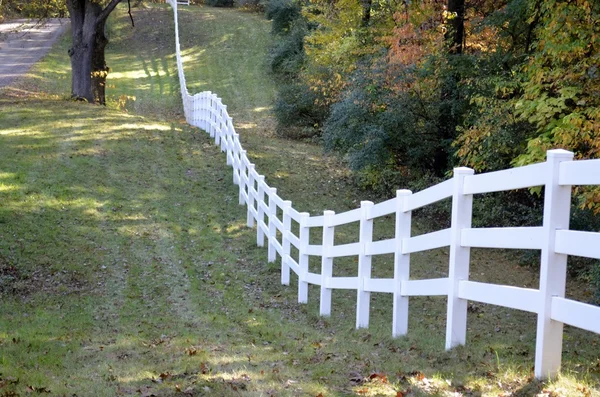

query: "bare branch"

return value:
[127, 0, 134, 27]
[98, 0, 124, 23]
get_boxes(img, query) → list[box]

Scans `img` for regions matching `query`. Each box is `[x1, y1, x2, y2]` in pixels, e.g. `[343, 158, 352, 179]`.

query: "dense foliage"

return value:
[0, 0, 67, 19]
[263, 0, 600, 299]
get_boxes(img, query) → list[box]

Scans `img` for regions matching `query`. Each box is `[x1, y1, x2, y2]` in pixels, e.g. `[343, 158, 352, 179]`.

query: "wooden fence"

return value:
[166, 0, 600, 379]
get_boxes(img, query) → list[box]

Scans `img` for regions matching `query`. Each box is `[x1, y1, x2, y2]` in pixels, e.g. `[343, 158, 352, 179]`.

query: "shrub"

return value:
[236, 0, 264, 11]
[268, 23, 306, 76]
[264, 0, 301, 35]
[205, 0, 234, 7]
[273, 82, 327, 136]
[323, 58, 446, 177]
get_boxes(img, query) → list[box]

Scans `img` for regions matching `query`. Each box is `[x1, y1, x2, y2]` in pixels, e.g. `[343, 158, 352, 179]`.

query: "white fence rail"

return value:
[166, 0, 600, 379]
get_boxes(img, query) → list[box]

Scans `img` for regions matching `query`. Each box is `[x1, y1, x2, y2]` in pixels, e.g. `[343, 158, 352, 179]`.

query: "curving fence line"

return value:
[165, 0, 600, 379]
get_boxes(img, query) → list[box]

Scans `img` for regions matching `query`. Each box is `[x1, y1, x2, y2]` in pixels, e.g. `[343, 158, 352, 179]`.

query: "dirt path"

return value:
[0, 18, 69, 88]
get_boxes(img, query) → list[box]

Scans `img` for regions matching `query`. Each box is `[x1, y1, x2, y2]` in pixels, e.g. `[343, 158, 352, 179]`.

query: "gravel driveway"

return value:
[0, 18, 69, 88]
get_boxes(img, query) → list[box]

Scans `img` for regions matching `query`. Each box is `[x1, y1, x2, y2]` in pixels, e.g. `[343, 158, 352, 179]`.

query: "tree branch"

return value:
[98, 0, 124, 23]
[127, 0, 134, 27]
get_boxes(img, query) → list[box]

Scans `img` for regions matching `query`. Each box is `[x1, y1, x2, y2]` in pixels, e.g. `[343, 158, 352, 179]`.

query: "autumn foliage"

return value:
[263, 0, 600, 293]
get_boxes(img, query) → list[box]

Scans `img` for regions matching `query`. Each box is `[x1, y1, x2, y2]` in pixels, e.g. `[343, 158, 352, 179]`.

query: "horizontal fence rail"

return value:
[166, 0, 600, 379]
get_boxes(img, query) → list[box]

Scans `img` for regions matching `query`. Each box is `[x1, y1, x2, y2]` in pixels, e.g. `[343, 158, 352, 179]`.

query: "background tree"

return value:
[0, 0, 126, 104]
[66, 0, 127, 104]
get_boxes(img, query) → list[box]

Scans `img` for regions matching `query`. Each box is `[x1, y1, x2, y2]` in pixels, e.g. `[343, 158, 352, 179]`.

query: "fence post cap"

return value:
[360, 201, 374, 207]
[546, 149, 574, 159]
[283, 200, 292, 207]
[454, 167, 474, 175]
[396, 189, 412, 197]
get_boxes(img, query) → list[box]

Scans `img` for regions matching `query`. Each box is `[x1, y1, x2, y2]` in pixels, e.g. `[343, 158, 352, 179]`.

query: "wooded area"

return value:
[267, 0, 599, 201]
[264, 0, 600, 298]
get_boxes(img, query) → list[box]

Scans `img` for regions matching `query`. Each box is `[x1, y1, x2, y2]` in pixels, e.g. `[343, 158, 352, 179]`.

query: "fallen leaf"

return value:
[185, 346, 197, 356]
[369, 372, 387, 383]
[25, 385, 50, 393]
[200, 362, 209, 374]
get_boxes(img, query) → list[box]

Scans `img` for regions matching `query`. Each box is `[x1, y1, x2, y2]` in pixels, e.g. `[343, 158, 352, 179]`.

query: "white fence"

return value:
[166, 0, 600, 379]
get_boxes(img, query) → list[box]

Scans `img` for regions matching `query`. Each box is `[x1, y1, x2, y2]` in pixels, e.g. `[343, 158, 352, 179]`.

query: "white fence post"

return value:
[232, 133, 241, 185]
[246, 164, 256, 227]
[445, 167, 474, 350]
[204, 95, 211, 134]
[220, 107, 228, 153]
[225, 116, 233, 165]
[191, 96, 196, 125]
[535, 149, 574, 378]
[256, 175, 266, 247]
[268, 188, 278, 262]
[393, 189, 412, 337]
[356, 201, 374, 329]
[320, 210, 335, 316]
[213, 98, 219, 144]
[281, 200, 292, 285]
[298, 212, 310, 303]
[238, 150, 247, 205]
[216, 101, 224, 148]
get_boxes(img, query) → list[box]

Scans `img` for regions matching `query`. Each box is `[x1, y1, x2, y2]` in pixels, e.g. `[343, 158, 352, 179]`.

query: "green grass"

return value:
[0, 4, 599, 396]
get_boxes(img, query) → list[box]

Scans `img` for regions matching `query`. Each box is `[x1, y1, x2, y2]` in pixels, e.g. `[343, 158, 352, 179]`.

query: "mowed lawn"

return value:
[0, 4, 599, 396]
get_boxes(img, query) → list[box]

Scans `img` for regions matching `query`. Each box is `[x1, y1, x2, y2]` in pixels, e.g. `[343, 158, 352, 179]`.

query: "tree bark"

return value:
[432, 0, 465, 175]
[92, 18, 109, 104]
[445, 0, 464, 55]
[360, 0, 372, 27]
[67, 0, 123, 104]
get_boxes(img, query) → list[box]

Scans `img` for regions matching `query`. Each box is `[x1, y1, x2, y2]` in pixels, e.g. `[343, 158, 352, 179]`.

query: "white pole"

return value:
[356, 201, 374, 328]
[320, 210, 335, 316]
[393, 189, 412, 337]
[445, 167, 474, 350]
[268, 187, 278, 262]
[535, 149, 573, 378]
[238, 150, 247, 205]
[246, 164, 256, 227]
[281, 200, 292, 285]
[298, 212, 310, 303]
[256, 175, 266, 247]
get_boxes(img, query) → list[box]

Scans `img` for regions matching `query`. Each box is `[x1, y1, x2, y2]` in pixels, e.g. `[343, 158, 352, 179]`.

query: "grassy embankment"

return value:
[0, 4, 598, 396]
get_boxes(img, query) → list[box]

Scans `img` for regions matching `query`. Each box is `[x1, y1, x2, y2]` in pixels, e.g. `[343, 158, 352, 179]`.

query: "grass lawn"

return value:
[0, 4, 599, 396]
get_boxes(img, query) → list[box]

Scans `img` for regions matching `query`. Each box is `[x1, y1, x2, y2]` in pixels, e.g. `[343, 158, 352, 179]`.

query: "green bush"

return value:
[236, 0, 264, 11]
[264, 0, 301, 34]
[1, 0, 67, 18]
[205, 0, 235, 8]
[268, 23, 306, 76]
[323, 58, 447, 176]
[273, 82, 327, 136]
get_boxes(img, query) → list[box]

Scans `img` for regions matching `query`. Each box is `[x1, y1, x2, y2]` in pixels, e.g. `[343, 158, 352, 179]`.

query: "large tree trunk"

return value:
[92, 19, 109, 105]
[445, 0, 464, 55]
[360, 0, 372, 27]
[432, 0, 465, 175]
[67, 0, 123, 104]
